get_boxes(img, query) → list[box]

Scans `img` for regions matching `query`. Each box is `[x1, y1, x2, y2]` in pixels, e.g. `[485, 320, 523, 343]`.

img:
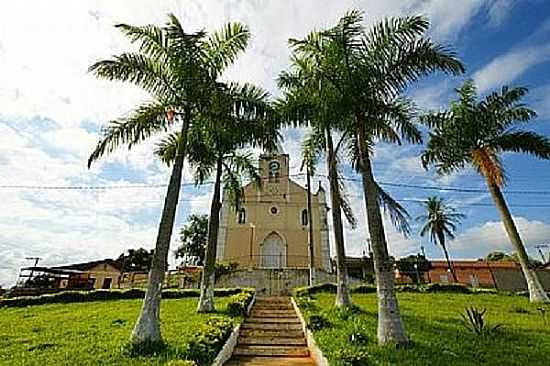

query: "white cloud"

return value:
[473, 18, 550, 93]
[529, 84, 550, 119]
[473, 44, 550, 93]
[451, 216, 550, 259]
[487, 0, 516, 27]
[0, 0, 525, 287]
[407, 0, 485, 40]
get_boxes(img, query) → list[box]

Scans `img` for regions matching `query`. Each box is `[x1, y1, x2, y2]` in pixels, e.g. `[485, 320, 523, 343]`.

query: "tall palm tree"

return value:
[279, 35, 413, 308]
[87, 15, 252, 346]
[278, 44, 358, 306]
[422, 80, 550, 303]
[157, 82, 277, 312]
[417, 196, 464, 283]
[289, 10, 464, 344]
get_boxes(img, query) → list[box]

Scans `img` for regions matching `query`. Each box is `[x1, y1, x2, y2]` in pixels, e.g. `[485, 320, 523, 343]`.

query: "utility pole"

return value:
[305, 166, 316, 286]
[420, 245, 431, 283]
[25, 257, 41, 280]
[534, 244, 549, 263]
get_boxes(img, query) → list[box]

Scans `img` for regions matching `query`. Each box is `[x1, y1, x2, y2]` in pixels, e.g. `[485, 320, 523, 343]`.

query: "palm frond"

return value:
[223, 152, 260, 209]
[415, 196, 464, 246]
[492, 131, 550, 159]
[155, 131, 181, 165]
[89, 53, 176, 100]
[205, 22, 250, 75]
[88, 101, 168, 167]
[115, 23, 168, 62]
[301, 127, 325, 176]
[375, 182, 411, 237]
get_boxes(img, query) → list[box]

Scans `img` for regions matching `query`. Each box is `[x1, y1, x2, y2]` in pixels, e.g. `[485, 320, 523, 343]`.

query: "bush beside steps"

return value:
[0, 287, 254, 308]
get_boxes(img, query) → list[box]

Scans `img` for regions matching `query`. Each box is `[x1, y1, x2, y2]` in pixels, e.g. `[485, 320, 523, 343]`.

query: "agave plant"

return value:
[461, 306, 502, 336]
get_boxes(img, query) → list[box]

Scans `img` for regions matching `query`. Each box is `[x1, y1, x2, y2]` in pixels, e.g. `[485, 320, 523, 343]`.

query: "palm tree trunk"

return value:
[355, 115, 407, 345]
[486, 181, 549, 303]
[197, 156, 224, 312]
[438, 232, 458, 283]
[325, 127, 352, 307]
[306, 165, 316, 286]
[131, 112, 189, 346]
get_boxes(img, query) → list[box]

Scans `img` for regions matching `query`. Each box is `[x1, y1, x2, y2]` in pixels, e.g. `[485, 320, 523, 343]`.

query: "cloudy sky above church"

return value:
[1, 0, 550, 287]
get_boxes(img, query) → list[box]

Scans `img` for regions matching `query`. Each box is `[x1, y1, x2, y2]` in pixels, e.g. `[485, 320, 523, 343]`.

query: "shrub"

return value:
[307, 314, 331, 331]
[295, 296, 317, 311]
[351, 285, 377, 294]
[332, 348, 370, 366]
[0, 288, 252, 308]
[185, 317, 234, 365]
[226, 291, 254, 316]
[348, 324, 369, 345]
[396, 284, 424, 293]
[425, 283, 471, 294]
[294, 283, 337, 297]
[461, 306, 502, 336]
[214, 262, 239, 279]
[334, 305, 364, 321]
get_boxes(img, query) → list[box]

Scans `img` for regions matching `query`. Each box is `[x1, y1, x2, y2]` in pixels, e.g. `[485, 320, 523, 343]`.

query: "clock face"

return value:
[269, 160, 280, 173]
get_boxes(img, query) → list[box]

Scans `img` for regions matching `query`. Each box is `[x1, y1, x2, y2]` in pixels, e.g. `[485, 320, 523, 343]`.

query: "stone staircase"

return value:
[224, 297, 316, 366]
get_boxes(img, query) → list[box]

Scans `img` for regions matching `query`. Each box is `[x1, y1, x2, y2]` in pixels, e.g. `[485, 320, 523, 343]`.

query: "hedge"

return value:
[186, 317, 234, 365]
[0, 287, 253, 308]
[226, 291, 254, 316]
[292, 282, 521, 298]
[294, 283, 378, 297]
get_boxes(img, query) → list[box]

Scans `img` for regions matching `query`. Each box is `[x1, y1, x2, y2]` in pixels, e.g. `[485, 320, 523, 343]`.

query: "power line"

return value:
[1, 173, 550, 197]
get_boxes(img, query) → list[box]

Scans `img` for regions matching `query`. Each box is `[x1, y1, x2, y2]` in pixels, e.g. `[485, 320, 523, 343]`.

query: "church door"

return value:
[261, 233, 286, 268]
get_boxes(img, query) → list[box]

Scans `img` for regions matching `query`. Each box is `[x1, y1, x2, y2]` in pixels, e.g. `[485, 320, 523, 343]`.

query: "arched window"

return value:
[301, 209, 309, 226]
[238, 208, 246, 224]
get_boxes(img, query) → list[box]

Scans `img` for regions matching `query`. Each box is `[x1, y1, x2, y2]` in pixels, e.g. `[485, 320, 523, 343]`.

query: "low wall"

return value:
[492, 269, 550, 292]
[216, 268, 361, 296]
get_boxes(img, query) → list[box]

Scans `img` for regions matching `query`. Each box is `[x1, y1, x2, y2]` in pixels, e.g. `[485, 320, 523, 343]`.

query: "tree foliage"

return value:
[117, 248, 154, 272]
[417, 196, 465, 246]
[421, 80, 549, 186]
[396, 254, 432, 284]
[175, 215, 208, 266]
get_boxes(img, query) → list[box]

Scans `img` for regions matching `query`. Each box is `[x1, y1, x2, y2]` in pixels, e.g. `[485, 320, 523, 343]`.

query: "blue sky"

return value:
[1, 0, 550, 287]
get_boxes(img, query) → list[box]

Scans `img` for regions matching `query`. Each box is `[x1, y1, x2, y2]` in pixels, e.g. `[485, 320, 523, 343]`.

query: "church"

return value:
[216, 146, 331, 272]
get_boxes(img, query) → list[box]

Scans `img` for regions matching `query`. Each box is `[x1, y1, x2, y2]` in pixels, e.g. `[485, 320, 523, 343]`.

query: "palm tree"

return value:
[288, 10, 464, 344]
[87, 15, 252, 346]
[157, 82, 277, 312]
[278, 43, 358, 306]
[279, 33, 414, 308]
[422, 80, 550, 303]
[417, 196, 464, 283]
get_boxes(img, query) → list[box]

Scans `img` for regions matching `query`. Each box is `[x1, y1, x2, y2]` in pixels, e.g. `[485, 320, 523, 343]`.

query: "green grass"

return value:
[298, 292, 550, 366]
[0, 297, 236, 366]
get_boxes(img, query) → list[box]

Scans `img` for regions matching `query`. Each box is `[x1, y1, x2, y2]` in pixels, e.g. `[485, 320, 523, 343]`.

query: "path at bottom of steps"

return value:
[224, 296, 316, 366]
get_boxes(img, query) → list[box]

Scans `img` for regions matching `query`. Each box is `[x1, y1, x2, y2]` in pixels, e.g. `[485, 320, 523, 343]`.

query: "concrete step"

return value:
[250, 309, 297, 317]
[245, 317, 300, 324]
[239, 337, 307, 346]
[225, 356, 316, 366]
[233, 345, 310, 357]
[255, 296, 291, 302]
[239, 329, 304, 338]
[253, 305, 294, 311]
[241, 322, 303, 331]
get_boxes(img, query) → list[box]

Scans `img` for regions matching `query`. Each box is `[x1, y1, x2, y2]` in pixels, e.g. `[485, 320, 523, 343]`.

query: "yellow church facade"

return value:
[216, 147, 331, 272]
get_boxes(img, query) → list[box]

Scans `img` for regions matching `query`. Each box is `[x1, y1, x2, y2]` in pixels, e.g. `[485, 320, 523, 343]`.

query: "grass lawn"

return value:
[0, 297, 236, 366]
[298, 292, 550, 366]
